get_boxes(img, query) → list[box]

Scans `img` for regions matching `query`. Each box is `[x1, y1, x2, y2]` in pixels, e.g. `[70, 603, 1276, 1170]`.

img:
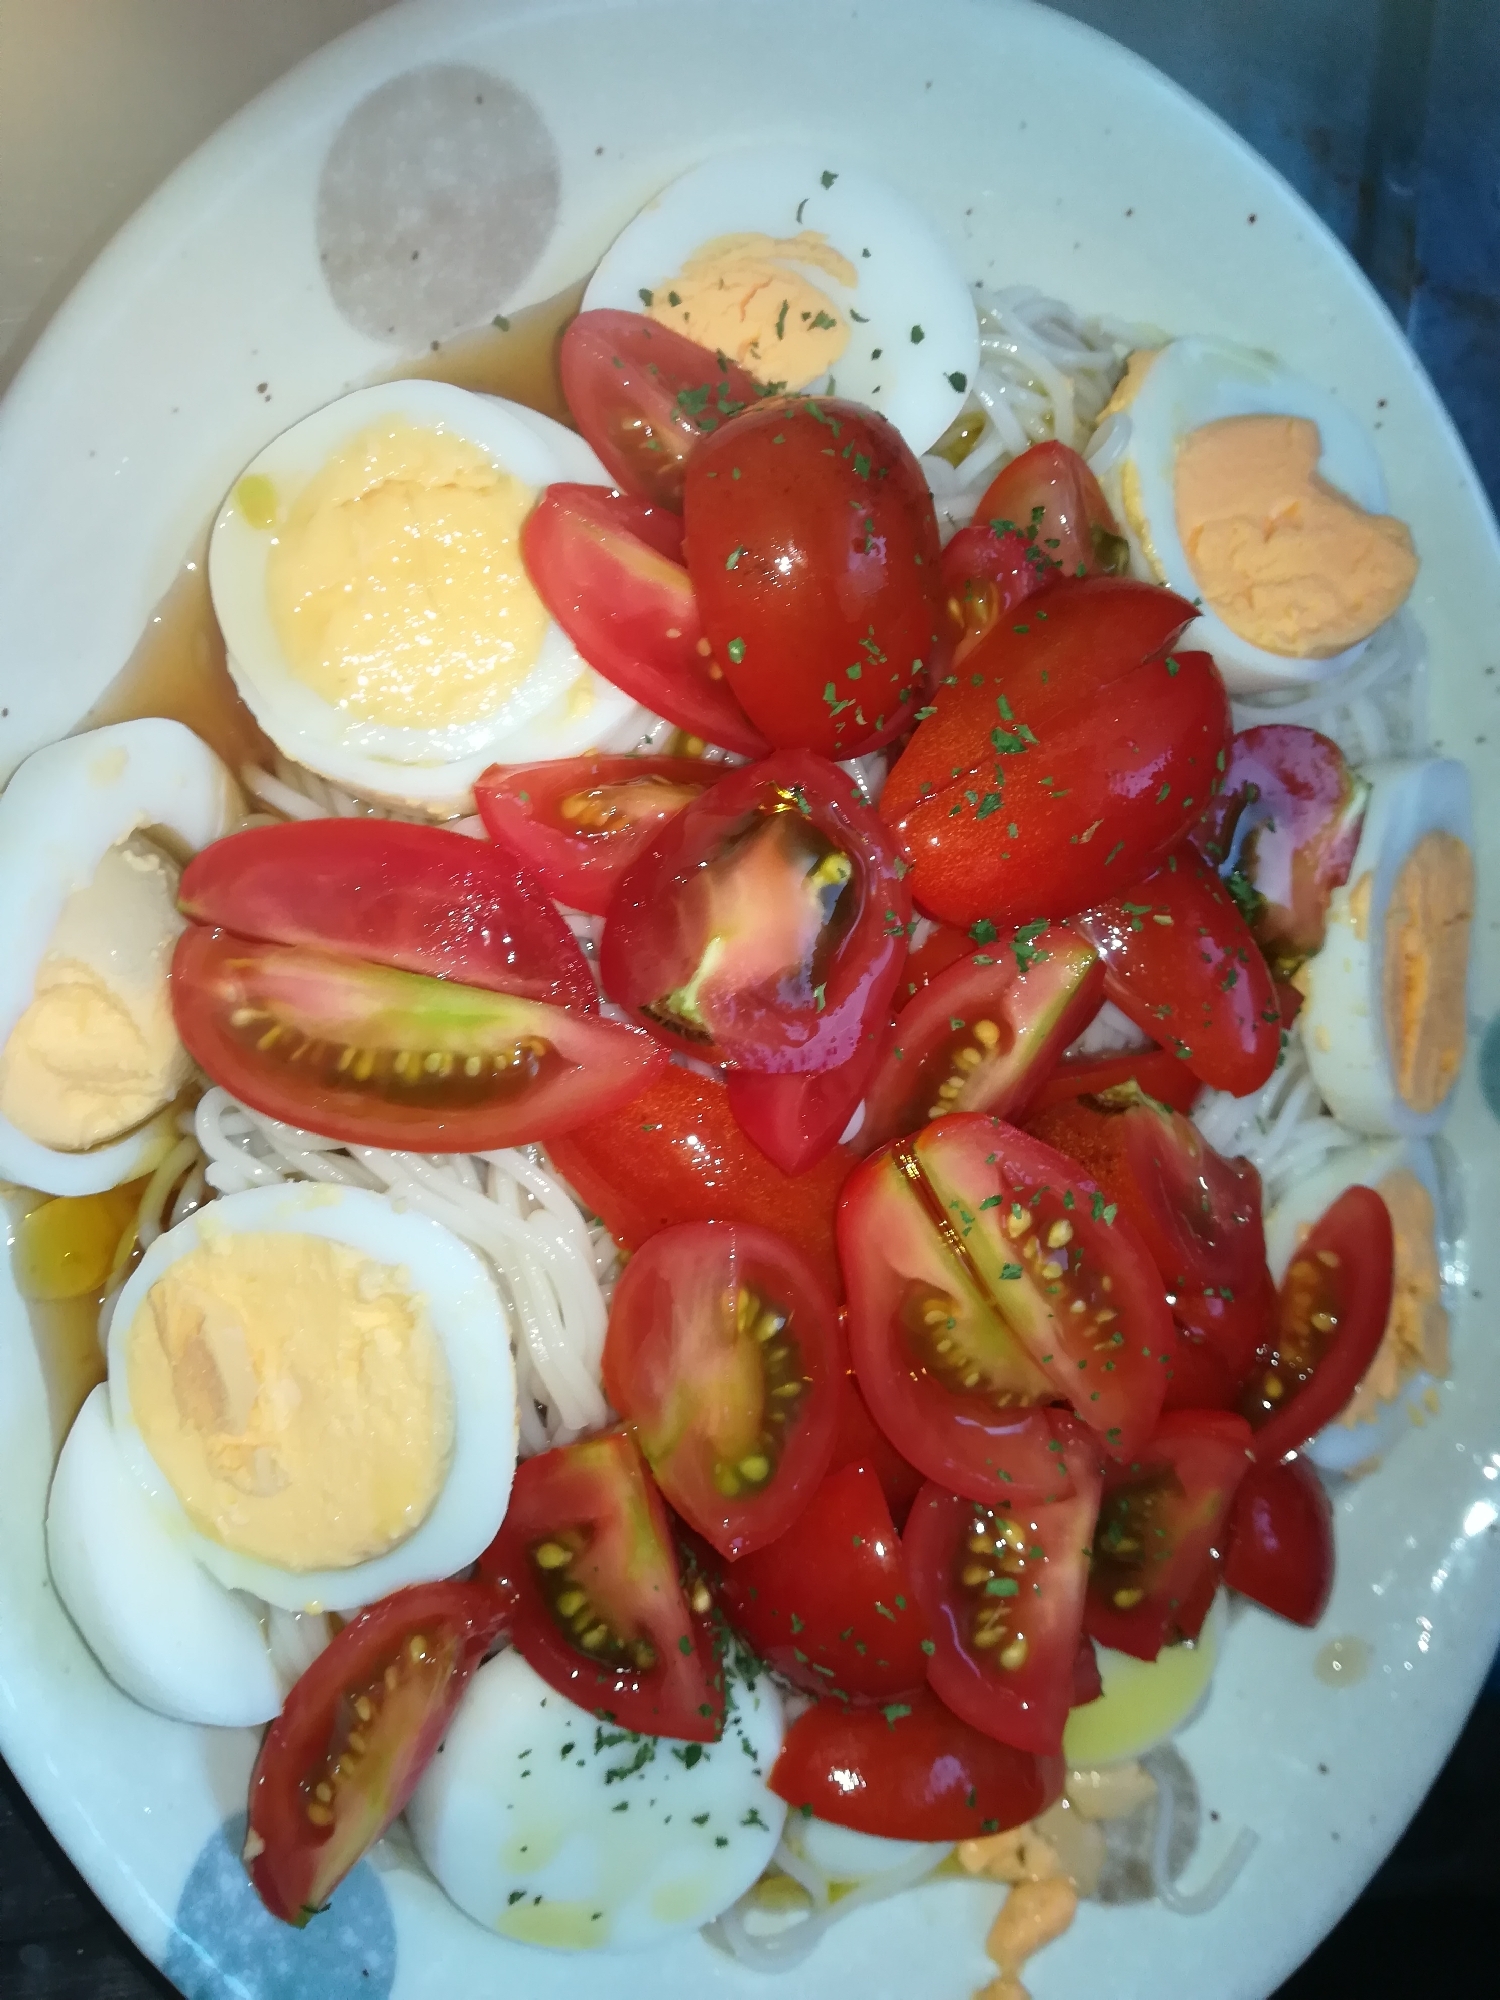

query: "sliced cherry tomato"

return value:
[521, 483, 767, 757]
[1075, 845, 1280, 1095]
[858, 925, 1103, 1154]
[477, 1430, 723, 1741]
[1156, 1273, 1277, 1413]
[1223, 1452, 1334, 1626]
[882, 581, 1228, 928]
[1028, 1041, 1203, 1117]
[713, 1462, 931, 1700]
[601, 751, 909, 1075]
[474, 755, 711, 917]
[727, 1031, 882, 1175]
[178, 818, 596, 1013]
[603, 1221, 841, 1558]
[1241, 1185, 1394, 1461]
[544, 1067, 852, 1295]
[905, 1423, 1101, 1756]
[1192, 724, 1365, 968]
[1085, 1410, 1252, 1661]
[897, 922, 978, 1006]
[831, 1370, 926, 1528]
[171, 927, 665, 1152]
[1072, 1633, 1103, 1708]
[683, 396, 944, 758]
[247, 1581, 506, 1925]
[559, 308, 762, 509]
[840, 1115, 1172, 1504]
[769, 1688, 1063, 1841]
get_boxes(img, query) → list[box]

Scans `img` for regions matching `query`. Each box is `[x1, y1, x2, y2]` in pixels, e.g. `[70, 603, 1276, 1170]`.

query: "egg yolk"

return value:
[645, 230, 856, 390]
[1174, 414, 1417, 657]
[265, 420, 548, 732]
[1340, 1167, 1448, 1427]
[1380, 828, 1472, 1114]
[125, 1229, 453, 1572]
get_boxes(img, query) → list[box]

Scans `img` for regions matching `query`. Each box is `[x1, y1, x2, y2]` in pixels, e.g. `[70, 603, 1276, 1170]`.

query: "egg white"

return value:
[0, 719, 237, 1195]
[1298, 758, 1472, 1136]
[1091, 337, 1401, 695]
[583, 148, 979, 458]
[104, 1181, 517, 1613]
[409, 1647, 786, 1950]
[784, 1814, 950, 1884]
[208, 380, 648, 811]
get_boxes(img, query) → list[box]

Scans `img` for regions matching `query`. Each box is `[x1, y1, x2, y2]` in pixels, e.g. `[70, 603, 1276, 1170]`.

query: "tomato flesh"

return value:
[1223, 1452, 1335, 1626]
[726, 1032, 882, 1175]
[831, 1371, 927, 1529]
[1028, 1041, 1203, 1117]
[478, 1431, 723, 1741]
[603, 1221, 841, 1559]
[247, 1581, 506, 1925]
[171, 927, 665, 1152]
[769, 1688, 1063, 1841]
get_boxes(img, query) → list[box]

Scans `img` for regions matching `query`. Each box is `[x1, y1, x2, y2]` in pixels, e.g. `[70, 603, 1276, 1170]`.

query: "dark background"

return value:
[1, 0, 1497, 1994]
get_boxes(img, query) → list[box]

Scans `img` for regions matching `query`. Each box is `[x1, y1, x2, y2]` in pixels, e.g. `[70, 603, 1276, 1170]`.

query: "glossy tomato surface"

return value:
[713, 1462, 931, 1700]
[474, 755, 710, 917]
[601, 750, 909, 1075]
[1223, 1452, 1335, 1626]
[831, 1371, 927, 1528]
[726, 1033, 882, 1175]
[1027, 1041, 1203, 1117]
[560, 308, 762, 509]
[769, 1688, 1063, 1841]
[477, 1431, 722, 1741]
[603, 1221, 841, 1559]
[247, 1581, 506, 1925]
[683, 396, 944, 758]
[171, 927, 665, 1152]
[178, 818, 596, 1012]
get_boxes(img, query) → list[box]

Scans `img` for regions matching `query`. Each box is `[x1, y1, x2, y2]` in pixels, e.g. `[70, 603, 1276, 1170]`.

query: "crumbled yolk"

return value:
[1381, 829, 1472, 1114]
[644, 230, 856, 389]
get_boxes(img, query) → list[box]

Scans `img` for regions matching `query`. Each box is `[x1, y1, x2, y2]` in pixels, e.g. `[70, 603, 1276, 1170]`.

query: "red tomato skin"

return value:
[1224, 1452, 1335, 1626]
[248, 1581, 507, 1925]
[179, 818, 597, 1012]
[601, 750, 910, 1075]
[769, 1689, 1063, 1841]
[559, 309, 763, 509]
[1072, 1634, 1103, 1707]
[1027, 1042, 1202, 1117]
[1076, 846, 1280, 1096]
[683, 397, 944, 758]
[905, 1431, 1103, 1756]
[897, 923, 979, 1006]
[727, 1029, 883, 1174]
[521, 483, 768, 757]
[713, 1462, 932, 1700]
[544, 1068, 852, 1295]
[831, 1370, 927, 1528]
[603, 1221, 842, 1559]
[474, 756, 710, 917]
[171, 928, 666, 1154]
[477, 1431, 723, 1741]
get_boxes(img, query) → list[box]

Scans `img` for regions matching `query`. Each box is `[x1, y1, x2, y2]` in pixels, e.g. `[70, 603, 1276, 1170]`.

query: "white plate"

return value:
[1, 3, 1497, 1997]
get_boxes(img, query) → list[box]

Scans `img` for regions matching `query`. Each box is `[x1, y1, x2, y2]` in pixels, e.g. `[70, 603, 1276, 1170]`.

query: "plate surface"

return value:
[1, 2, 1497, 1997]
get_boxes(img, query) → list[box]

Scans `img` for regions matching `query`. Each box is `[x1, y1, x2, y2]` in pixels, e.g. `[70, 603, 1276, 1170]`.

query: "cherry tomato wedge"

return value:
[857, 925, 1103, 1154]
[881, 581, 1226, 929]
[171, 927, 665, 1152]
[602, 750, 909, 1075]
[831, 1371, 926, 1529]
[247, 1580, 506, 1925]
[178, 818, 596, 1013]
[1241, 1185, 1395, 1461]
[477, 1431, 723, 1741]
[683, 396, 944, 758]
[560, 308, 763, 509]
[769, 1688, 1063, 1841]
[474, 755, 711, 917]
[1075, 845, 1280, 1095]
[1223, 1451, 1335, 1626]
[521, 483, 767, 757]
[544, 1067, 853, 1295]
[1085, 1410, 1252, 1661]
[603, 1221, 841, 1559]
[1027, 1041, 1203, 1117]
[897, 922, 978, 1005]
[727, 1031, 882, 1175]
[905, 1424, 1102, 1755]
[713, 1462, 931, 1701]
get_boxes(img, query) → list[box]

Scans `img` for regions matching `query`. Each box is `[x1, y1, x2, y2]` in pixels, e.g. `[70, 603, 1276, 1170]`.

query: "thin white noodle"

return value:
[1144, 1751, 1257, 1915]
[705, 1843, 950, 1970]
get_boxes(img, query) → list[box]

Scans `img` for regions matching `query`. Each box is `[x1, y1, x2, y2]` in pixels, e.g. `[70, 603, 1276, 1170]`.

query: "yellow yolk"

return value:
[1174, 414, 1417, 657]
[1098, 346, 1161, 420]
[265, 421, 548, 731]
[1381, 829, 1472, 1114]
[125, 1230, 453, 1571]
[0, 835, 189, 1151]
[645, 231, 856, 389]
[1341, 1167, 1448, 1426]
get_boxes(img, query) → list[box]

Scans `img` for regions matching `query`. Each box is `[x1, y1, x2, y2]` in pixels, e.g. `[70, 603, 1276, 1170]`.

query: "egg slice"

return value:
[103, 1181, 516, 1612]
[1264, 1136, 1456, 1473]
[1090, 338, 1415, 695]
[208, 381, 648, 811]
[46, 1383, 282, 1726]
[0, 719, 237, 1196]
[409, 1647, 785, 1950]
[583, 149, 979, 458]
[783, 1815, 949, 1885]
[1298, 759, 1473, 1135]
[1061, 1593, 1225, 1767]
